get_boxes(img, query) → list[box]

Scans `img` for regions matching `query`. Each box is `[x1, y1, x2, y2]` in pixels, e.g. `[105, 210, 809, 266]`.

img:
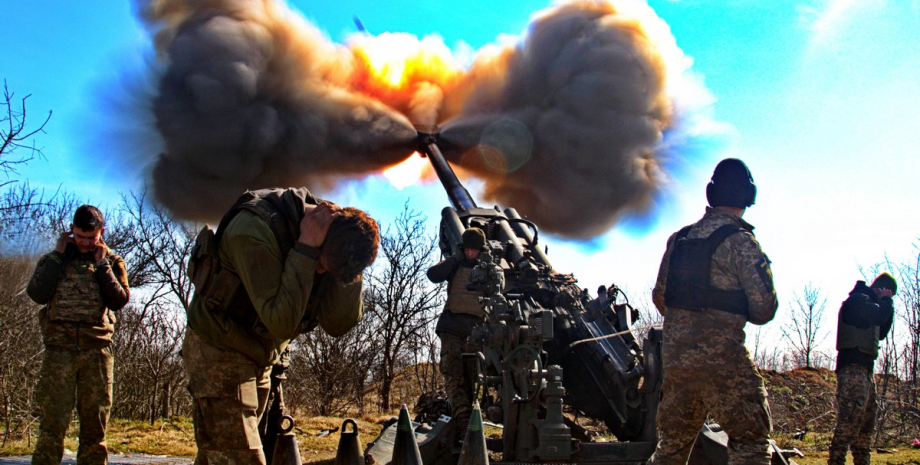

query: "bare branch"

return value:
[1, 80, 52, 182]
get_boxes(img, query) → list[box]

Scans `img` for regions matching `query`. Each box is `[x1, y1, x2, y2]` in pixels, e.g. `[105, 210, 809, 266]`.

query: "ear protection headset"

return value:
[706, 158, 757, 208]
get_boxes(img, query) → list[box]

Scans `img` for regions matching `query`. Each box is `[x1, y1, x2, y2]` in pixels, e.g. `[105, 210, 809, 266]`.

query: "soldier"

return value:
[27, 205, 131, 465]
[649, 159, 778, 465]
[182, 188, 379, 465]
[828, 273, 895, 465]
[427, 228, 487, 442]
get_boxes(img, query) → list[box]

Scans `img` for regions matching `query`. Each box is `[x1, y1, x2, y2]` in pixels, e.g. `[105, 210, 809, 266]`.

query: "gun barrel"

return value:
[417, 129, 477, 211]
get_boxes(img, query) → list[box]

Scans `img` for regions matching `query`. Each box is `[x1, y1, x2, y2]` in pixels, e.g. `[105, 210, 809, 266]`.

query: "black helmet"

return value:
[706, 158, 757, 208]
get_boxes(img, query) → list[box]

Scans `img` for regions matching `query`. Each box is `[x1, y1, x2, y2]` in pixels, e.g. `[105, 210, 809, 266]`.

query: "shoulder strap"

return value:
[705, 224, 746, 255]
[214, 189, 309, 258]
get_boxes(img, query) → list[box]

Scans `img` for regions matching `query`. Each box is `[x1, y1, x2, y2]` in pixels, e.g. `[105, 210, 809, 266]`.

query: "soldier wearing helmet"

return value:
[649, 159, 778, 465]
[427, 227, 488, 443]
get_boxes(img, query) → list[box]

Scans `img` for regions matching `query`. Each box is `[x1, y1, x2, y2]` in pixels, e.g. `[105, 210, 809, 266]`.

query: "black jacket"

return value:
[836, 280, 894, 370]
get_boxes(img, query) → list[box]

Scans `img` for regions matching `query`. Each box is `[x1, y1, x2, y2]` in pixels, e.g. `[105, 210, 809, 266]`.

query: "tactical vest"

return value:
[836, 318, 880, 359]
[446, 265, 484, 317]
[49, 256, 105, 323]
[188, 188, 319, 335]
[664, 224, 749, 316]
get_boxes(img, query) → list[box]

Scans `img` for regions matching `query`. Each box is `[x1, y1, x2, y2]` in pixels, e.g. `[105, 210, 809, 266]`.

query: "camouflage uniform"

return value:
[428, 252, 484, 434]
[649, 207, 778, 465]
[829, 365, 877, 465]
[184, 190, 364, 465]
[828, 281, 893, 465]
[438, 333, 475, 430]
[26, 245, 130, 465]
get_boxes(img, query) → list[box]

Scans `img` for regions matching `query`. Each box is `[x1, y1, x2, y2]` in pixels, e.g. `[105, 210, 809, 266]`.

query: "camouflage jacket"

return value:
[186, 209, 363, 367]
[27, 244, 131, 349]
[652, 208, 777, 366]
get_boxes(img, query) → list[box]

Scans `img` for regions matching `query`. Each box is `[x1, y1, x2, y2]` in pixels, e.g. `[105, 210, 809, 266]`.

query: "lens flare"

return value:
[382, 152, 433, 190]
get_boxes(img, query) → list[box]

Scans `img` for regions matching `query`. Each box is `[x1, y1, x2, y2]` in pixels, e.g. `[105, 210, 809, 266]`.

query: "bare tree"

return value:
[0, 255, 43, 446]
[111, 298, 189, 422]
[1, 80, 52, 186]
[895, 248, 919, 389]
[286, 316, 379, 417]
[105, 189, 198, 421]
[118, 189, 198, 309]
[363, 204, 444, 412]
[0, 188, 73, 445]
[782, 284, 828, 369]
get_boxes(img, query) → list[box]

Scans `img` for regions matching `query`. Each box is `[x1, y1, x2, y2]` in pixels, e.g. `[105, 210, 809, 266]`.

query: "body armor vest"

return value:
[836, 315, 880, 359]
[664, 224, 749, 316]
[446, 265, 484, 317]
[49, 257, 105, 323]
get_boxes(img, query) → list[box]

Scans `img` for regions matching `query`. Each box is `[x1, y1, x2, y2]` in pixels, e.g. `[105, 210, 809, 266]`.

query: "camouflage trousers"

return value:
[439, 333, 473, 434]
[182, 329, 272, 465]
[32, 345, 114, 465]
[649, 357, 772, 465]
[828, 364, 877, 465]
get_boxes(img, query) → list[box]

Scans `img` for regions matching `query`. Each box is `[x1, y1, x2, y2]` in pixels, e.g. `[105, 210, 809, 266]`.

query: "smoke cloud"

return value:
[138, 0, 683, 237]
[441, 2, 673, 238]
[139, 0, 418, 219]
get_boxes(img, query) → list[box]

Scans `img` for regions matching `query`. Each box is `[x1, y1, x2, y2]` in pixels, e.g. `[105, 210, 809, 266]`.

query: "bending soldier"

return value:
[649, 159, 778, 465]
[427, 227, 488, 443]
[183, 188, 379, 465]
[828, 273, 895, 465]
[27, 205, 131, 465]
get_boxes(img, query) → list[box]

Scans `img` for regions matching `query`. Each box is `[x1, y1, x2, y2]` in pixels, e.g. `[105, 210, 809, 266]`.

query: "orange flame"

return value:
[348, 33, 462, 123]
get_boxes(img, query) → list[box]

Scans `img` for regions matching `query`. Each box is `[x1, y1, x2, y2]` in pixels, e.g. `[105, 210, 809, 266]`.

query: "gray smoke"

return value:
[140, 0, 417, 220]
[440, 1, 672, 238]
[139, 0, 678, 237]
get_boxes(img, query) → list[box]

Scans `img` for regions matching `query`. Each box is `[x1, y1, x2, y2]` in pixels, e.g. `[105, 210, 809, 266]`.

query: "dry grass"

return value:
[4, 416, 918, 464]
[788, 446, 920, 465]
[0, 414, 395, 461]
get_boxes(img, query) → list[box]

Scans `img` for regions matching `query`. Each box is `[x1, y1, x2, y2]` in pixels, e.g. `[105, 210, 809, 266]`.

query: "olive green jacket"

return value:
[186, 210, 363, 366]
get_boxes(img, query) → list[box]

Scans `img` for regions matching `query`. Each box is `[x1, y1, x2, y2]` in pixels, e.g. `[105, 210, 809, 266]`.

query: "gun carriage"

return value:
[366, 128, 664, 465]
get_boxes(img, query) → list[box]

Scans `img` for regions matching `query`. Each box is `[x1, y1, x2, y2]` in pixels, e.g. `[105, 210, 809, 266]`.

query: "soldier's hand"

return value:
[298, 202, 342, 248]
[94, 240, 109, 263]
[55, 231, 74, 254]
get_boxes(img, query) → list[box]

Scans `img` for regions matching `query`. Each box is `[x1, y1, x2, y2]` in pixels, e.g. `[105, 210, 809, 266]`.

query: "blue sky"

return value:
[4, 0, 920, 358]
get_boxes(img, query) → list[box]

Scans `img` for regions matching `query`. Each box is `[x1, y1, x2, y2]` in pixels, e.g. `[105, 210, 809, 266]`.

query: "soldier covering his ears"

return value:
[828, 273, 895, 465]
[182, 188, 379, 465]
[427, 227, 488, 442]
[27, 205, 131, 465]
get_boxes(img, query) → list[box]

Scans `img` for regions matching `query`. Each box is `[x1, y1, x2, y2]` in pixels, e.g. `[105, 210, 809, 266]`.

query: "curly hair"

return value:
[322, 207, 379, 283]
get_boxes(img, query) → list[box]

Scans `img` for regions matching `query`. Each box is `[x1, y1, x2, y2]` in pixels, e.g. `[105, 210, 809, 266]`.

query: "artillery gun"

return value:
[366, 127, 663, 465]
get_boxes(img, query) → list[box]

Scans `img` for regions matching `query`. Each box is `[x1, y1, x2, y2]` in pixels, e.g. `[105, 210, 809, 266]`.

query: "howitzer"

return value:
[367, 128, 799, 465]
[404, 128, 663, 463]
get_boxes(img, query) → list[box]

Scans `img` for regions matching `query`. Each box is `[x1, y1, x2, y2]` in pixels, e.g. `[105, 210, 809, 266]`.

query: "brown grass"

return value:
[4, 415, 919, 464]
[787, 446, 920, 465]
[0, 414, 395, 461]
